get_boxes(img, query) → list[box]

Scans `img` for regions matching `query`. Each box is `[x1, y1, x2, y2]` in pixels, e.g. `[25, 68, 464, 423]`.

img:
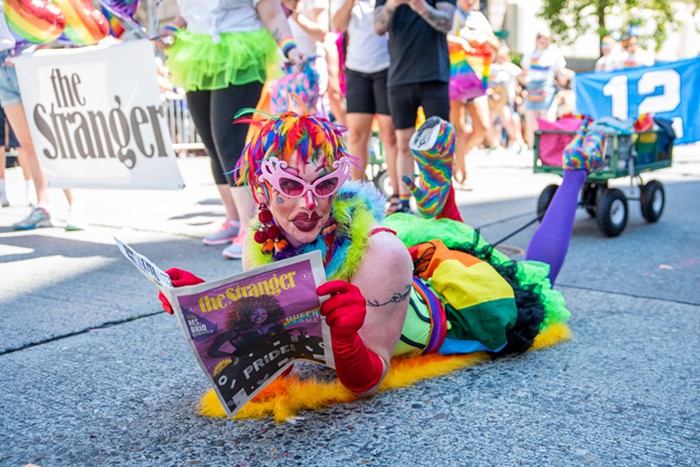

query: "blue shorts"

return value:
[0, 106, 19, 148]
[0, 49, 22, 107]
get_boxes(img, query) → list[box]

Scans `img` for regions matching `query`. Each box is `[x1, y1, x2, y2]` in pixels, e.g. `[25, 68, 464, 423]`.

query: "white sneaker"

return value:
[509, 143, 526, 154]
[222, 231, 247, 260]
[0, 193, 8, 208]
[65, 209, 88, 231]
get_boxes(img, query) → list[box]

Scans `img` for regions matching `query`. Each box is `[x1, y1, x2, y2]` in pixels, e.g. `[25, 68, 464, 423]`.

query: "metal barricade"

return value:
[162, 92, 206, 154]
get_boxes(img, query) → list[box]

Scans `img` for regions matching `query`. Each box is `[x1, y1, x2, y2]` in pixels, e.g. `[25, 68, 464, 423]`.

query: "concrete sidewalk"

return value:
[1, 146, 698, 466]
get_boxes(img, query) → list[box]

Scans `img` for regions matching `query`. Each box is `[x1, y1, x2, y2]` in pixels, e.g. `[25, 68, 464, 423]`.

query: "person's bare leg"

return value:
[324, 36, 346, 126]
[0, 146, 5, 180]
[216, 183, 238, 221]
[62, 188, 72, 207]
[15, 148, 35, 205]
[347, 113, 373, 180]
[377, 114, 398, 191]
[3, 103, 50, 206]
[487, 111, 500, 147]
[449, 100, 468, 183]
[16, 148, 30, 179]
[395, 127, 415, 211]
[463, 96, 490, 155]
[0, 146, 7, 206]
[512, 111, 525, 147]
[500, 106, 524, 146]
[62, 187, 89, 230]
[231, 185, 255, 228]
[525, 109, 542, 149]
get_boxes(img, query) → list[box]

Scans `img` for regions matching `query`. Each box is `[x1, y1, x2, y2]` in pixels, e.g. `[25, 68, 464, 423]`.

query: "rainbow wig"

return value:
[235, 106, 351, 203]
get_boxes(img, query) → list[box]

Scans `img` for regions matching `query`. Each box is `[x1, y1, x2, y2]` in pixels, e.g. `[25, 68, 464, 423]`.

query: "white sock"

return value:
[25, 179, 36, 203]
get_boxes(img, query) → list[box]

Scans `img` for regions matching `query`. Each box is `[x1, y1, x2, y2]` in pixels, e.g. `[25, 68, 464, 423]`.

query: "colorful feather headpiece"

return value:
[235, 102, 351, 203]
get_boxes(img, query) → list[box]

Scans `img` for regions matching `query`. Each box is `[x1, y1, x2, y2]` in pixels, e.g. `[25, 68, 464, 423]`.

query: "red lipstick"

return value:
[292, 212, 321, 232]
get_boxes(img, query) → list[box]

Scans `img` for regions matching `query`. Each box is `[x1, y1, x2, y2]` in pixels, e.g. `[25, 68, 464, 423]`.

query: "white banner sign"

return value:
[14, 40, 185, 189]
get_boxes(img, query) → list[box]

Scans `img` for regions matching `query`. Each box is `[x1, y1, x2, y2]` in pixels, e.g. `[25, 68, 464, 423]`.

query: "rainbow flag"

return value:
[448, 39, 492, 101]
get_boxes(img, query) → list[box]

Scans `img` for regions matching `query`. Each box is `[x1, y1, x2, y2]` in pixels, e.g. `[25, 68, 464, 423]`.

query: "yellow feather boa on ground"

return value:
[199, 323, 571, 423]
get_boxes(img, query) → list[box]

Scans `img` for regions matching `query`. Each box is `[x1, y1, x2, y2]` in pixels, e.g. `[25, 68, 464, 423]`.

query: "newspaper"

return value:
[115, 237, 333, 417]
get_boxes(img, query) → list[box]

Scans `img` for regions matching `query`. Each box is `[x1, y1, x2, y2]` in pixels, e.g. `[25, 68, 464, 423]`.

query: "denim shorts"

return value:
[0, 49, 22, 107]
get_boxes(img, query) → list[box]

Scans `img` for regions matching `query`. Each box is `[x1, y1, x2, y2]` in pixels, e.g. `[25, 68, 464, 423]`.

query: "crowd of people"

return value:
[1, 0, 670, 407]
[154, 0, 513, 256]
[2, 1, 659, 253]
[0, 9, 87, 231]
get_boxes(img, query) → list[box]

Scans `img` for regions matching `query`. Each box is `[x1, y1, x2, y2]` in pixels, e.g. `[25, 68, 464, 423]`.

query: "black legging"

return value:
[186, 81, 264, 186]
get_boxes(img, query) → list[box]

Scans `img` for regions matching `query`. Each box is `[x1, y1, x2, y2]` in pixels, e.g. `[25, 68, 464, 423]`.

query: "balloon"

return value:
[3, 0, 66, 45]
[101, 6, 126, 39]
[100, 0, 147, 38]
[101, 0, 139, 20]
[53, 0, 110, 46]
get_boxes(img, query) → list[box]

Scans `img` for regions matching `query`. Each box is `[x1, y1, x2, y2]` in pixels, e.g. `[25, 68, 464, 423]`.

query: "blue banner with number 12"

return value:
[575, 56, 700, 145]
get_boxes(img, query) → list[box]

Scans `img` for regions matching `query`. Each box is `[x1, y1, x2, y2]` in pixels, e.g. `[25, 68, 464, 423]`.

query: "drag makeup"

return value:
[235, 107, 353, 256]
[259, 152, 349, 248]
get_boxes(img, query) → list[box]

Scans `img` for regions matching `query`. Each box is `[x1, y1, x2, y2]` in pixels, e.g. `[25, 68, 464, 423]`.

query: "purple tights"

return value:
[525, 170, 587, 285]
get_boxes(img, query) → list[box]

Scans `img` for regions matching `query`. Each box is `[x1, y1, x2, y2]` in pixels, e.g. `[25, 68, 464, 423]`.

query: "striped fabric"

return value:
[404, 117, 455, 218]
[562, 118, 605, 173]
[409, 240, 518, 351]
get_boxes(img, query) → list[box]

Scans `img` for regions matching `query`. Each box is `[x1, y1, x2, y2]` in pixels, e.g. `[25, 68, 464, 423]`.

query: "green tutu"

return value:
[165, 29, 282, 92]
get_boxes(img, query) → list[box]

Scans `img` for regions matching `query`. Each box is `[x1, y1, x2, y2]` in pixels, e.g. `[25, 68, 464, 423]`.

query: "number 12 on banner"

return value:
[601, 69, 684, 138]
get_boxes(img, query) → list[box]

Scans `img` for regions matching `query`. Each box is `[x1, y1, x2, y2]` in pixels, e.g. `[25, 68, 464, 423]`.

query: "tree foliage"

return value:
[538, 0, 700, 52]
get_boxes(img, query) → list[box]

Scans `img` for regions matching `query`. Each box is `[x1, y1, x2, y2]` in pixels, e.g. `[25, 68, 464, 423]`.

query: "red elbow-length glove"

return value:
[317, 280, 384, 394]
[158, 268, 205, 314]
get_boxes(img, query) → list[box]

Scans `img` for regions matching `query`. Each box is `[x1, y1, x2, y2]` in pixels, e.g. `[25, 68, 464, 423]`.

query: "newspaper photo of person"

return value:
[206, 294, 326, 412]
[207, 295, 289, 359]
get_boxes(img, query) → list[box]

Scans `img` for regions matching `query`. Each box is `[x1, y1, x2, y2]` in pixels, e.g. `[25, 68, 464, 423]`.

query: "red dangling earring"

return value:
[253, 204, 289, 254]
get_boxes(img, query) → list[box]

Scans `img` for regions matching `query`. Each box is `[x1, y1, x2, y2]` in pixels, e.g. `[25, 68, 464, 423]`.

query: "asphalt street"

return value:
[1, 145, 698, 466]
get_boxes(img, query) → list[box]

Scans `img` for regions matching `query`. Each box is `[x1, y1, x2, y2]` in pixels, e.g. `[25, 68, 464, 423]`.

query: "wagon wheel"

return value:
[537, 184, 559, 220]
[596, 188, 628, 237]
[581, 183, 599, 218]
[640, 180, 665, 223]
[373, 169, 394, 199]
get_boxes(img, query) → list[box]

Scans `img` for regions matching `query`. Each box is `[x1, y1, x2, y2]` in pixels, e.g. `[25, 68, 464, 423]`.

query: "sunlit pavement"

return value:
[1, 145, 698, 465]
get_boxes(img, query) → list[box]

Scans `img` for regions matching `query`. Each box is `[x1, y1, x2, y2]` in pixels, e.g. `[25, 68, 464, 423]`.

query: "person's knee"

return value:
[471, 119, 489, 138]
[378, 125, 397, 148]
[449, 111, 467, 134]
[348, 127, 370, 148]
[395, 130, 412, 154]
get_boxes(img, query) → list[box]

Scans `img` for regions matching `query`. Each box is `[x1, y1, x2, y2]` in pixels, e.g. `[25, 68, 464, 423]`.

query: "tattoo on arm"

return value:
[374, 5, 395, 35]
[367, 283, 411, 307]
[419, 6, 453, 34]
[271, 27, 282, 42]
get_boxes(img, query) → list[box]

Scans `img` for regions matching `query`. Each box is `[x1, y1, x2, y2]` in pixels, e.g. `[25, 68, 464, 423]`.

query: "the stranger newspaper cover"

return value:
[115, 238, 332, 417]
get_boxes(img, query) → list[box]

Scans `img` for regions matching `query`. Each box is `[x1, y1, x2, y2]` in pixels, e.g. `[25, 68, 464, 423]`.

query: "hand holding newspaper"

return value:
[115, 237, 332, 417]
